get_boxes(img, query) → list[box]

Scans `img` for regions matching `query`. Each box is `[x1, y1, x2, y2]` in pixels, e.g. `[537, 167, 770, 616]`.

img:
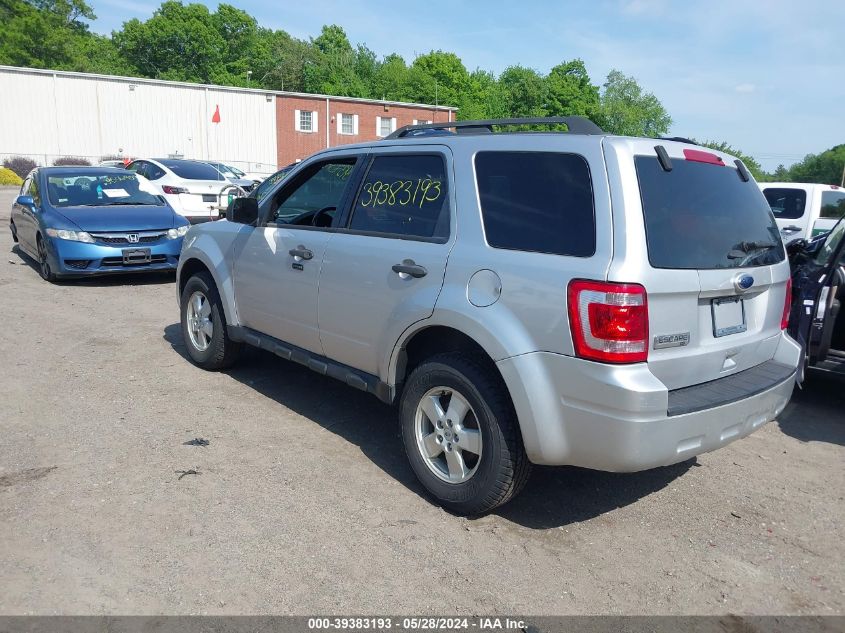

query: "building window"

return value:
[377, 116, 396, 138]
[295, 109, 317, 133]
[338, 113, 357, 135]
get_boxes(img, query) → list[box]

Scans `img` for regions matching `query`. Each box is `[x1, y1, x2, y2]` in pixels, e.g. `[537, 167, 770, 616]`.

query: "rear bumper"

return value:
[46, 236, 182, 277]
[497, 331, 801, 470]
[163, 193, 221, 222]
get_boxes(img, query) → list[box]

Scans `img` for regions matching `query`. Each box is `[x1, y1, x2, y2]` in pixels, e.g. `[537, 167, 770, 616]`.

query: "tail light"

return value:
[162, 185, 188, 194]
[568, 280, 649, 364]
[781, 277, 792, 330]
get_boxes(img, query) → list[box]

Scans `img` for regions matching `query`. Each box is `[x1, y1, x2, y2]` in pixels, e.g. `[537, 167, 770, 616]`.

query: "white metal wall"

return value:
[0, 67, 279, 172]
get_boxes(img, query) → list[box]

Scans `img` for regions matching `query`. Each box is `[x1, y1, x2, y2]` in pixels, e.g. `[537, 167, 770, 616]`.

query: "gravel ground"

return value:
[0, 186, 843, 615]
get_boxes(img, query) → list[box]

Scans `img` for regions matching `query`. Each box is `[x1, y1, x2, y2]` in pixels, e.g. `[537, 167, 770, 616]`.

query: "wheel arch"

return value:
[389, 319, 512, 403]
[177, 252, 236, 325]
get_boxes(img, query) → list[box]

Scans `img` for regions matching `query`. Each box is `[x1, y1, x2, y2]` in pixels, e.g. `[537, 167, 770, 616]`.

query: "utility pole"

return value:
[246, 70, 252, 87]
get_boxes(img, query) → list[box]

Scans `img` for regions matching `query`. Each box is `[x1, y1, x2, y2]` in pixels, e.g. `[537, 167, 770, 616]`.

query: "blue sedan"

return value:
[9, 167, 189, 282]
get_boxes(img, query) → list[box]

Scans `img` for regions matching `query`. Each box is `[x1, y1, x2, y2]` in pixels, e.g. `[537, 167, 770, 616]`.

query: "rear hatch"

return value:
[605, 138, 791, 391]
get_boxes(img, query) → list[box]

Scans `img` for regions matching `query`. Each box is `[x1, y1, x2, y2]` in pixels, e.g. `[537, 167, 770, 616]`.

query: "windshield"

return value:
[814, 218, 845, 266]
[636, 156, 785, 269]
[160, 160, 224, 181]
[47, 172, 164, 207]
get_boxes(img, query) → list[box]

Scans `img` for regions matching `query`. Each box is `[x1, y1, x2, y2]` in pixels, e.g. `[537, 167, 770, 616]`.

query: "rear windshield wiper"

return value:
[727, 241, 779, 259]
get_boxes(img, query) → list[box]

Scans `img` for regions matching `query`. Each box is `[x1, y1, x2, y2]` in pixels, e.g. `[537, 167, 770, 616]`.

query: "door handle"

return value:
[782, 225, 802, 232]
[392, 259, 428, 279]
[289, 245, 313, 260]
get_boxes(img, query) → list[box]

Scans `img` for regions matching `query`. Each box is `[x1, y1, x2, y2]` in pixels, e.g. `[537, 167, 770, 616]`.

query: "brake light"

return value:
[683, 148, 725, 166]
[162, 185, 188, 194]
[781, 277, 792, 330]
[568, 280, 649, 363]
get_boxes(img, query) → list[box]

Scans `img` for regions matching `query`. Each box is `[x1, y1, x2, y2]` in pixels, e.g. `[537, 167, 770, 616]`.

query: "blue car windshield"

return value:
[47, 173, 164, 207]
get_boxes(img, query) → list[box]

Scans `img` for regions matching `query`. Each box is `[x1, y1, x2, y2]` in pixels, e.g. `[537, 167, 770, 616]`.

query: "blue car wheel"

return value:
[36, 235, 58, 283]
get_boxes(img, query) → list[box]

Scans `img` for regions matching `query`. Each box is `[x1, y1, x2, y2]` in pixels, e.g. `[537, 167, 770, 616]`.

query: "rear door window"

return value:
[762, 187, 806, 219]
[636, 156, 784, 269]
[820, 191, 845, 219]
[474, 151, 595, 257]
[347, 154, 449, 240]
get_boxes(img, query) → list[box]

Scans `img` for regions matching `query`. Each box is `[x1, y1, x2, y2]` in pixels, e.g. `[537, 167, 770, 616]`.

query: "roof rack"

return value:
[660, 136, 698, 145]
[385, 116, 604, 140]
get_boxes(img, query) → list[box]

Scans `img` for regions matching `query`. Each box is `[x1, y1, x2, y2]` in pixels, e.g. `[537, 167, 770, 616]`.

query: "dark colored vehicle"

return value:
[787, 218, 845, 377]
[9, 167, 189, 282]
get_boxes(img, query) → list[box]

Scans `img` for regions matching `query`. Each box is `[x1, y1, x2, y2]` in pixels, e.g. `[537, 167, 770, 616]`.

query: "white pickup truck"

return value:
[759, 182, 845, 242]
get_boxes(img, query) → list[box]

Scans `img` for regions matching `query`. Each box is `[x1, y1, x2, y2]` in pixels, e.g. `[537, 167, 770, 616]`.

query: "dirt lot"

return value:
[0, 186, 843, 616]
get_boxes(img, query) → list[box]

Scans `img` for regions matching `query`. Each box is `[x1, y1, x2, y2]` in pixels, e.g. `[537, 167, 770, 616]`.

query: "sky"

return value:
[87, 0, 844, 171]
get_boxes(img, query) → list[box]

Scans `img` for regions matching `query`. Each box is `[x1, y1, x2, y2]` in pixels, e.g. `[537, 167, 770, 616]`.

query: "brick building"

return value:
[276, 94, 454, 167]
[0, 65, 457, 174]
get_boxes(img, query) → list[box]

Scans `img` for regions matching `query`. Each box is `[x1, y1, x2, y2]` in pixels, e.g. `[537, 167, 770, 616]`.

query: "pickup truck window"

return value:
[348, 154, 449, 240]
[267, 158, 356, 227]
[763, 187, 806, 219]
[821, 191, 845, 219]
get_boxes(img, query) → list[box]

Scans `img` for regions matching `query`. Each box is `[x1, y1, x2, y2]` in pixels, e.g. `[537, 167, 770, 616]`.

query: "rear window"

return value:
[475, 151, 595, 257]
[763, 187, 806, 219]
[636, 156, 784, 269]
[821, 190, 845, 219]
[160, 160, 223, 181]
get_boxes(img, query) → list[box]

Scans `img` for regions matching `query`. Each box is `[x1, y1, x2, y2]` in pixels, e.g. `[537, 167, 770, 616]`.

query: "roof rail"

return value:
[660, 136, 698, 145]
[385, 116, 604, 140]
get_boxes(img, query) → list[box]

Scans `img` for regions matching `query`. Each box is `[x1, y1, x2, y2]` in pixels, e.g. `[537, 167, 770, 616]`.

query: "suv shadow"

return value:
[163, 323, 693, 529]
[777, 373, 845, 446]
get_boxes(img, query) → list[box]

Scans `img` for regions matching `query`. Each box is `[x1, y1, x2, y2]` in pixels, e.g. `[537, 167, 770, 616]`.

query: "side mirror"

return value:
[229, 196, 259, 225]
[16, 195, 35, 207]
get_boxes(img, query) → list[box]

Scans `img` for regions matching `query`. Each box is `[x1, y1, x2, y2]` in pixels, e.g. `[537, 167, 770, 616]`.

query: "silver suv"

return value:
[176, 117, 801, 515]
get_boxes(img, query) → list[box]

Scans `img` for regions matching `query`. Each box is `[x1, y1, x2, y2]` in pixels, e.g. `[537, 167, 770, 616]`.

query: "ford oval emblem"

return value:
[734, 274, 754, 292]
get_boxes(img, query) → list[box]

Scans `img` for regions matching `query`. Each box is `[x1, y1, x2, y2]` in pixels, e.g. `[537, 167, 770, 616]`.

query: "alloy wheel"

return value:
[414, 386, 483, 484]
[185, 290, 213, 352]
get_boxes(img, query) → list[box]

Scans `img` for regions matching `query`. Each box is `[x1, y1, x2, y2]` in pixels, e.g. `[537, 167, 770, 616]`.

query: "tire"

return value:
[9, 221, 18, 243]
[180, 271, 241, 370]
[399, 352, 531, 515]
[36, 235, 57, 283]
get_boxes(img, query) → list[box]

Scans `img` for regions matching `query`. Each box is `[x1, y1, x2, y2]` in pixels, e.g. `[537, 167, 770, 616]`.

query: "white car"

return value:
[760, 182, 845, 242]
[125, 158, 235, 223]
[98, 159, 126, 168]
[205, 162, 257, 192]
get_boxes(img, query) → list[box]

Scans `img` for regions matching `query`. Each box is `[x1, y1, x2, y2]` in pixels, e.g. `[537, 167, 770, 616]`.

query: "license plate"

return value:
[711, 296, 746, 337]
[202, 194, 217, 202]
[122, 248, 151, 265]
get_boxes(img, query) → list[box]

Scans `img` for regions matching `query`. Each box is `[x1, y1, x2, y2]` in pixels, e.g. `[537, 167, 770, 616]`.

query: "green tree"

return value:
[260, 31, 314, 92]
[545, 59, 599, 119]
[113, 2, 226, 82]
[788, 145, 845, 186]
[304, 24, 366, 96]
[457, 68, 508, 120]
[770, 164, 790, 182]
[0, 0, 96, 69]
[371, 53, 409, 101]
[696, 140, 766, 181]
[498, 65, 548, 117]
[597, 69, 671, 137]
[408, 51, 469, 107]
